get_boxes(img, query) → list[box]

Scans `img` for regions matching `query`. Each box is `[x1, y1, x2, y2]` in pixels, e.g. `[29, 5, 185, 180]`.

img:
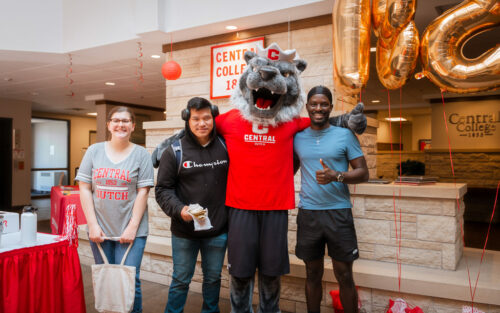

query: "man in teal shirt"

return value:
[293, 86, 369, 313]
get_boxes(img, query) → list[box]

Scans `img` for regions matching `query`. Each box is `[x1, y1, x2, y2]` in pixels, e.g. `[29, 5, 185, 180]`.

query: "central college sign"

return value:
[210, 37, 265, 99]
[448, 112, 499, 138]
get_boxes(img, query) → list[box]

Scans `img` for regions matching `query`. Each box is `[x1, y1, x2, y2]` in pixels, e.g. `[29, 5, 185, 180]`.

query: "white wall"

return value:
[62, 0, 159, 51]
[0, 0, 329, 53]
[162, 0, 325, 32]
[377, 120, 413, 151]
[0, 0, 63, 52]
[377, 121, 397, 143]
[33, 112, 97, 183]
[0, 0, 159, 52]
[411, 115, 431, 150]
[31, 120, 68, 168]
[0, 98, 32, 206]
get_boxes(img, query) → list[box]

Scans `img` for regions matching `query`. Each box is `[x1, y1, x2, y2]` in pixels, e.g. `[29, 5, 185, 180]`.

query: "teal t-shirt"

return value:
[294, 126, 364, 210]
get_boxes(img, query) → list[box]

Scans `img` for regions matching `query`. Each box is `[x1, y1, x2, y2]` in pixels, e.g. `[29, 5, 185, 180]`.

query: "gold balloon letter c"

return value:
[421, 0, 500, 93]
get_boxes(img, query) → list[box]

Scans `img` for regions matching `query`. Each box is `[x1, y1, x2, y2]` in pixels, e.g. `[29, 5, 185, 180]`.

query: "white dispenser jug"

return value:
[21, 206, 37, 245]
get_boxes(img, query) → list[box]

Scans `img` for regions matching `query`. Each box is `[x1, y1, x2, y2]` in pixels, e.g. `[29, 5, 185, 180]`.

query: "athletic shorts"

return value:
[227, 207, 290, 278]
[295, 208, 359, 262]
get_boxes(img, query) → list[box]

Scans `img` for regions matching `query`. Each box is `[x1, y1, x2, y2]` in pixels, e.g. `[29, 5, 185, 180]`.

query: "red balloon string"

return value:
[135, 42, 144, 90]
[397, 88, 403, 292]
[387, 88, 403, 293]
[66, 53, 74, 97]
[440, 88, 500, 307]
[472, 180, 500, 301]
[387, 90, 393, 152]
[351, 185, 357, 210]
[440, 90, 474, 307]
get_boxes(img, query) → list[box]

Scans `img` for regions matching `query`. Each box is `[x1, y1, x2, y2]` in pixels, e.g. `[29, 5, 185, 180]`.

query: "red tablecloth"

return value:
[0, 239, 86, 313]
[51, 186, 87, 234]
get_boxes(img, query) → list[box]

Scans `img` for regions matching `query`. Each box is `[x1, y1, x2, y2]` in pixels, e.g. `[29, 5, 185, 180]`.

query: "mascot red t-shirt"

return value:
[217, 109, 310, 211]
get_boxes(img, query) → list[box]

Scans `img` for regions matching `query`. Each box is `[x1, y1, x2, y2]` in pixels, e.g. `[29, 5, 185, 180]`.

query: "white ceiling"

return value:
[0, 37, 167, 115]
[0, 0, 498, 117]
[0, 0, 335, 116]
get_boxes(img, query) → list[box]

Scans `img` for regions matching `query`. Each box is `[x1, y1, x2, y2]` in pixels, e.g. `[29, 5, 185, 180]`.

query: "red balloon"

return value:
[161, 61, 182, 80]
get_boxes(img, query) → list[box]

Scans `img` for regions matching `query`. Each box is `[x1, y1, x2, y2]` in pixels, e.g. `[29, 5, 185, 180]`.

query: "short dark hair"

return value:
[182, 97, 218, 121]
[307, 86, 333, 104]
[107, 106, 136, 123]
[187, 97, 212, 112]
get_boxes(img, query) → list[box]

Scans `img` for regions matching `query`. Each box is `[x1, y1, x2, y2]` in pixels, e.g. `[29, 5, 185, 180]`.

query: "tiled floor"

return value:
[37, 220, 239, 312]
[80, 264, 233, 313]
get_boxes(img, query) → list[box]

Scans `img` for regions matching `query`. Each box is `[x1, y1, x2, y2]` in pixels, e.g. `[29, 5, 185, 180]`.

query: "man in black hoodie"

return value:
[155, 97, 229, 313]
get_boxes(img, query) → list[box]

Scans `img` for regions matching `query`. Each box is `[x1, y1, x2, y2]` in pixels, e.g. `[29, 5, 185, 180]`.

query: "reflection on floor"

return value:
[464, 221, 500, 251]
[80, 264, 235, 313]
[37, 220, 241, 313]
[35, 218, 499, 312]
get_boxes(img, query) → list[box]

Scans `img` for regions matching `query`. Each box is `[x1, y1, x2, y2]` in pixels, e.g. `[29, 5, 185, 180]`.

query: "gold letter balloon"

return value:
[420, 0, 500, 93]
[332, 0, 371, 97]
[372, 0, 420, 90]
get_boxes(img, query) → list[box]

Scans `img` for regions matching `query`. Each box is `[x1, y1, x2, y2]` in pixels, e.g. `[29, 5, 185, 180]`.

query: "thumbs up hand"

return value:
[316, 159, 337, 184]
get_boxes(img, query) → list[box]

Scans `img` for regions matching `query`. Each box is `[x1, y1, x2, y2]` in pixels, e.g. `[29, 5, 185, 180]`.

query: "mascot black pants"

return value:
[227, 207, 290, 277]
[230, 273, 281, 313]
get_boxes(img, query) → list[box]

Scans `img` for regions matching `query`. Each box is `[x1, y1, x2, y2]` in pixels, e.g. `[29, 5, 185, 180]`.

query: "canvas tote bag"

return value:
[92, 242, 136, 313]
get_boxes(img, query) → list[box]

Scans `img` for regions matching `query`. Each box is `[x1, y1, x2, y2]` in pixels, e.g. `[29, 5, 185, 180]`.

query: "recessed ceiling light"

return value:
[385, 117, 407, 122]
[85, 94, 104, 101]
[163, 111, 167, 114]
[151, 55, 161, 59]
[226, 25, 238, 30]
[105, 82, 115, 86]
[371, 100, 380, 103]
[87, 112, 98, 116]
[370, 47, 377, 52]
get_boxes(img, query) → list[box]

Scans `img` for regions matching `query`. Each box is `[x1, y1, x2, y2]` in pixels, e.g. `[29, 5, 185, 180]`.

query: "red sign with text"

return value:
[210, 37, 264, 99]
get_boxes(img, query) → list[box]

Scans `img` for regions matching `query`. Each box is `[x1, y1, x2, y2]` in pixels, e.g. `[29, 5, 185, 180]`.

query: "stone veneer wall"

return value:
[349, 183, 466, 270]
[425, 150, 500, 189]
[376, 151, 426, 180]
[377, 150, 500, 189]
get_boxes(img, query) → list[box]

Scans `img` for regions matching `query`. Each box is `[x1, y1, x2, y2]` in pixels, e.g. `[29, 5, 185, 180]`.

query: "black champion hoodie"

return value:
[155, 120, 229, 239]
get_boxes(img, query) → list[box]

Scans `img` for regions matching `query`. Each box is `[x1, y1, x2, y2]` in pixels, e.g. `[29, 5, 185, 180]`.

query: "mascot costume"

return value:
[153, 43, 366, 312]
